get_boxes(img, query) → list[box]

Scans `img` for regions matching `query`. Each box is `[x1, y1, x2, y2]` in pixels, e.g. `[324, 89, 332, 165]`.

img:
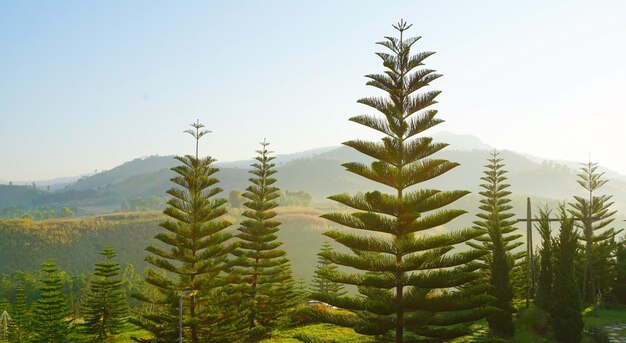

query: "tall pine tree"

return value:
[310, 20, 493, 343]
[9, 286, 30, 343]
[468, 151, 522, 337]
[614, 237, 626, 303]
[568, 161, 617, 312]
[82, 246, 129, 341]
[551, 206, 583, 343]
[311, 242, 346, 299]
[132, 120, 237, 343]
[31, 261, 71, 343]
[534, 207, 553, 312]
[232, 140, 296, 338]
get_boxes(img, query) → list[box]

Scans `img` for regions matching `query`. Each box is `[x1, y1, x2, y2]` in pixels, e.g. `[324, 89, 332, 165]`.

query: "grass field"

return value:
[68, 304, 626, 342]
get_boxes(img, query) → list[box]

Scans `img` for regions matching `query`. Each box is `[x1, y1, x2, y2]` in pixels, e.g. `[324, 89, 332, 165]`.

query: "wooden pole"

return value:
[526, 197, 532, 308]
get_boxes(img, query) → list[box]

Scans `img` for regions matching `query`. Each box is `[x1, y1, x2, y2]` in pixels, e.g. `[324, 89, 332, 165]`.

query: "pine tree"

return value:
[310, 20, 494, 343]
[614, 238, 626, 303]
[468, 151, 522, 337]
[311, 242, 346, 299]
[232, 140, 296, 338]
[551, 206, 583, 343]
[82, 246, 129, 341]
[568, 162, 617, 312]
[593, 236, 618, 299]
[292, 279, 309, 306]
[31, 261, 71, 343]
[510, 263, 527, 301]
[131, 120, 238, 343]
[535, 207, 553, 312]
[9, 286, 30, 343]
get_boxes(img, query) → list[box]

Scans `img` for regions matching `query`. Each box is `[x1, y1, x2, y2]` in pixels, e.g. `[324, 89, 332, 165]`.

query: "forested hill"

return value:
[0, 207, 334, 280]
[3, 132, 626, 216]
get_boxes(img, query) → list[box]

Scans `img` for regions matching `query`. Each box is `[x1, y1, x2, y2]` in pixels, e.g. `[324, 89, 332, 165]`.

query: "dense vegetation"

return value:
[0, 20, 625, 343]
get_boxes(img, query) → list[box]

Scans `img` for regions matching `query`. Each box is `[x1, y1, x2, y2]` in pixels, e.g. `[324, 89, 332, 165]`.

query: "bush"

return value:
[519, 306, 550, 335]
[291, 304, 329, 325]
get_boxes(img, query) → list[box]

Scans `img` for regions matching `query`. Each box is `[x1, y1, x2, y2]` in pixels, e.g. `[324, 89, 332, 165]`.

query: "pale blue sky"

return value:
[1, 1, 626, 180]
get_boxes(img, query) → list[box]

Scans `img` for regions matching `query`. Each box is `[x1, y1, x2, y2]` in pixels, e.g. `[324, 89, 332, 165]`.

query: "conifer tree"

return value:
[132, 120, 237, 343]
[510, 263, 527, 301]
[535, 207, 553, 312]
[9, 286, 30, 343]
[593, 236, 618, 298]
[82, 246, 129, 341]
[468, 152, 522, 337]
[292, 279, 309, 305]
[568, 162, 617, 312]
[31, 261, 71, 343]
[311, 20, 493, 343]
[614, 238, 626, 303]
[232, 140, 296, 338]
[311, 242, 346, 299]
[551, 206, 583, 343]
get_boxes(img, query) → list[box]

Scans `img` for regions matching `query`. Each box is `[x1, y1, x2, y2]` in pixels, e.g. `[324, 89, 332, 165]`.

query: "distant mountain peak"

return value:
[431, 131, 493, 151]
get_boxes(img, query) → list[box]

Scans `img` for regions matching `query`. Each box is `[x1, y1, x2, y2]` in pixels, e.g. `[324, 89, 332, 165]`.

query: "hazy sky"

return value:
[1, 1, 626, 181]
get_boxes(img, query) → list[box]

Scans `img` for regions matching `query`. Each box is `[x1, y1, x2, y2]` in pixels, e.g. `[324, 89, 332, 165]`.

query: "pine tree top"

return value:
[101, 246, 116, 260]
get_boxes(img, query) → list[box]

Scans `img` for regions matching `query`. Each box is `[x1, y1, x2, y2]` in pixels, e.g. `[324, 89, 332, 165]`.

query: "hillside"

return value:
[0, 193, 569, 280]
[2, 133, 626, 219]
[0, 208, 336, 281]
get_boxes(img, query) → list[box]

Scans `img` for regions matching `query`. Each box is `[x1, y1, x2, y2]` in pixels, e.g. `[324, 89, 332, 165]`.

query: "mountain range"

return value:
[2, 132, 626, 278]
[2, 132, 626, 219]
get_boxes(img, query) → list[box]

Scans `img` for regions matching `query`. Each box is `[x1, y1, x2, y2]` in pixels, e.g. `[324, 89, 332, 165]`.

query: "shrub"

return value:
[519, 306, 550, 335]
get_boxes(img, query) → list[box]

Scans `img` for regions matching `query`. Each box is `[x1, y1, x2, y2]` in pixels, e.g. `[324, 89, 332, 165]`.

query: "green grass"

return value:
[70, 323, 151, 342]
[261, 323, 374, 343]
[583, 304, 626, 327]
[70, 305, 626, 342]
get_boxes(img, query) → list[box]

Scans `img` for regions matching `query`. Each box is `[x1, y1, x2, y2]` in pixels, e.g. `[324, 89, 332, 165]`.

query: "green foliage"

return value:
[510, 261, 527, 301]
[568, 162, 617, 304]
[311, 242, 345, 299]
[81, 246, 129, 341]
[8, 286, 30, 342]
[264, 323, 375, 342]
[0, 185, 45, 209]
[519, 305, 551, 337]
[64, 273, 87, 320]
[119, 196, 163, 212]
[468, 151, 522, 337]
[229, 189, 243, 209]
[278, 190, 313, 207]
[311, 21, 493, 342]
[593, 237, 618, 299]
[232, 141, 297, 338]
[614, 239, 626, 304]
[31, 261, 72, 343]
[0, 213, 162, 275]
[535, 207, 553, 312]
[0, 206, 75, 220]
[551, 207, 583, 343]
[58, 207, 74, 218]
[120, 263, 145, 310]
[131, 121, 239, 343]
